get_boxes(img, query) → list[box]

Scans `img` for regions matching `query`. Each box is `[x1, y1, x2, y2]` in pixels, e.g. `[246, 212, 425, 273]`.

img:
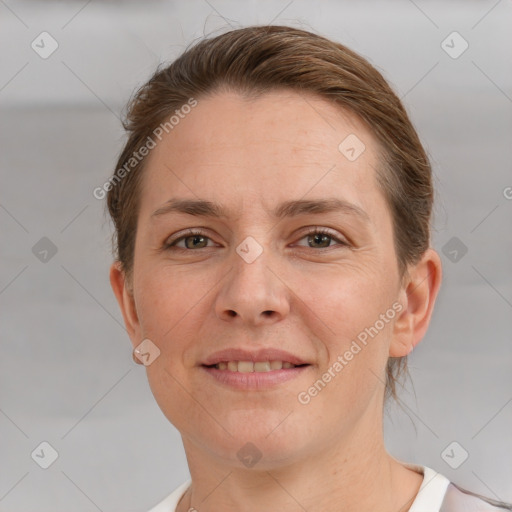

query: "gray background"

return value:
[1, 0, 511, 510]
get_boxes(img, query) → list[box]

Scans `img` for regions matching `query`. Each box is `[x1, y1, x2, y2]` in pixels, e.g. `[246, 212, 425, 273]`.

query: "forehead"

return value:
[139, 89, 387, 224]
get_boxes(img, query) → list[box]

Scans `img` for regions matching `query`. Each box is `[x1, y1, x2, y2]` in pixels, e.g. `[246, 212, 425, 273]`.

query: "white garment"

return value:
[147, 464, 511, 512]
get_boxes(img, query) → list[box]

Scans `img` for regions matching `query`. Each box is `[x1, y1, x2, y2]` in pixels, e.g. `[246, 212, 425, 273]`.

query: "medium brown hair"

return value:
[107, 25, 434, 403]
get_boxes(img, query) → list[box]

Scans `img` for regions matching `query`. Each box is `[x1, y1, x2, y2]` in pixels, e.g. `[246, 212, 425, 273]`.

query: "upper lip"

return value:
[202, 348, 309, 366]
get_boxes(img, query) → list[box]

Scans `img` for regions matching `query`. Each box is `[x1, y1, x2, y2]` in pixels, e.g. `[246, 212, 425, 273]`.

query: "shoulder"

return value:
[404, 464, 512, 512]
[440, 482, 512, 511]
[147, 480, 191, 512]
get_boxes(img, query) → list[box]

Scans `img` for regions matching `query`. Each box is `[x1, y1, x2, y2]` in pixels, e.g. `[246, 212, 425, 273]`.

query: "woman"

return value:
[107, 25, 511, 512]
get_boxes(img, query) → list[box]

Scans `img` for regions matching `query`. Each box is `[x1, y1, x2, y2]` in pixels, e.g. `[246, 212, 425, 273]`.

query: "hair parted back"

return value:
[107, 24, 434, 404]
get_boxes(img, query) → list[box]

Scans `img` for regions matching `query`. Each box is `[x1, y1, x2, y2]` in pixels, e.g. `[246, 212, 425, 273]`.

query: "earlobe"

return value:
[109, 261, 140, 343]
[389, 248, 443, 357]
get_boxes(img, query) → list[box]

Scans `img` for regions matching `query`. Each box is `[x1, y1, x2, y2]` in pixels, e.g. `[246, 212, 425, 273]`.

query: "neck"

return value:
[176, 399, 422, 512]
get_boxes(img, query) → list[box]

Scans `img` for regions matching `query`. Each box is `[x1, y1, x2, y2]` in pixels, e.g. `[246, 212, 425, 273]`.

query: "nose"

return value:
[214, 241, 290, 326]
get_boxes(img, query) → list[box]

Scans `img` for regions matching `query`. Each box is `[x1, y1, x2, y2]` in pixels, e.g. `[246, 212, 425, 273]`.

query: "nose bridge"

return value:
[215, 233, 290, 324]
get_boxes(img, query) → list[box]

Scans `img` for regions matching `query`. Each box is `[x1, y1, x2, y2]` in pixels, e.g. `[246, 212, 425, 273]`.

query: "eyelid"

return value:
[163, 226, 348, 251]
[163, 228, 215, 249]
[292, 226, 348, 247]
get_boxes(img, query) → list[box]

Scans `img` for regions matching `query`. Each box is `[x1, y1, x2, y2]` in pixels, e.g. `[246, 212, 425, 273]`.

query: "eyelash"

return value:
[163, 227, 348, 252]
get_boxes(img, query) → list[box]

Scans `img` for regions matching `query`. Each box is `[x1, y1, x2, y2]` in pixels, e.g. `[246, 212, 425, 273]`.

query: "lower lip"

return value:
[201, 365, 311, 390]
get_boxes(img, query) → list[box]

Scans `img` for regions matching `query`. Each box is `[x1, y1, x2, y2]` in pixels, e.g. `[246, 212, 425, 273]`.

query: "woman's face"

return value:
[114, 89, 422, 467]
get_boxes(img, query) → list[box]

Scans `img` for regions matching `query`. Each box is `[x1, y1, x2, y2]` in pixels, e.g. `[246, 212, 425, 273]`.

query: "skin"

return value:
[110, 89, 442, 512]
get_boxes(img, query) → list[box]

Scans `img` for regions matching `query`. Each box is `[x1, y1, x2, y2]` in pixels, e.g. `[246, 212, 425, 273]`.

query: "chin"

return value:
[199, 420, 313, 467]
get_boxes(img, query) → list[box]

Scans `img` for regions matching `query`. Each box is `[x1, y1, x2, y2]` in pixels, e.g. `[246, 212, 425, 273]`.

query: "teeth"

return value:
[270, 360, 283, 370]
[238, 361, 254, 373]
[254, 361, 271, 372]
[213, 361, 298, 372]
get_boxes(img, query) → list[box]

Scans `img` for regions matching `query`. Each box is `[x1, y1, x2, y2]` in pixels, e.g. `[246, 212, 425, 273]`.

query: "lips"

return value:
[201, 347, 309, 367]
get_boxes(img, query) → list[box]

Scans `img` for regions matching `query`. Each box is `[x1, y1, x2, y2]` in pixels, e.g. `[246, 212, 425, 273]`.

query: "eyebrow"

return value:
[151, 197, 370, 223]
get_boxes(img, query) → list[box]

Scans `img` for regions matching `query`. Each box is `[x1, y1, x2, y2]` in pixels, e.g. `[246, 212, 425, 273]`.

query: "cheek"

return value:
[299, 263, 391, 337]
[133, 263, 221, 378]
[136, 266, 210, 429]
[298, 266, 394, 388]
[135, 264, 203, 332]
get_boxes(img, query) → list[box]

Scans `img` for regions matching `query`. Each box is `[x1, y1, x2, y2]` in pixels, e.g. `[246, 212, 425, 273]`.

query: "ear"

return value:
[389, 248, 443, 357]
[109, 261, 142, 352]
